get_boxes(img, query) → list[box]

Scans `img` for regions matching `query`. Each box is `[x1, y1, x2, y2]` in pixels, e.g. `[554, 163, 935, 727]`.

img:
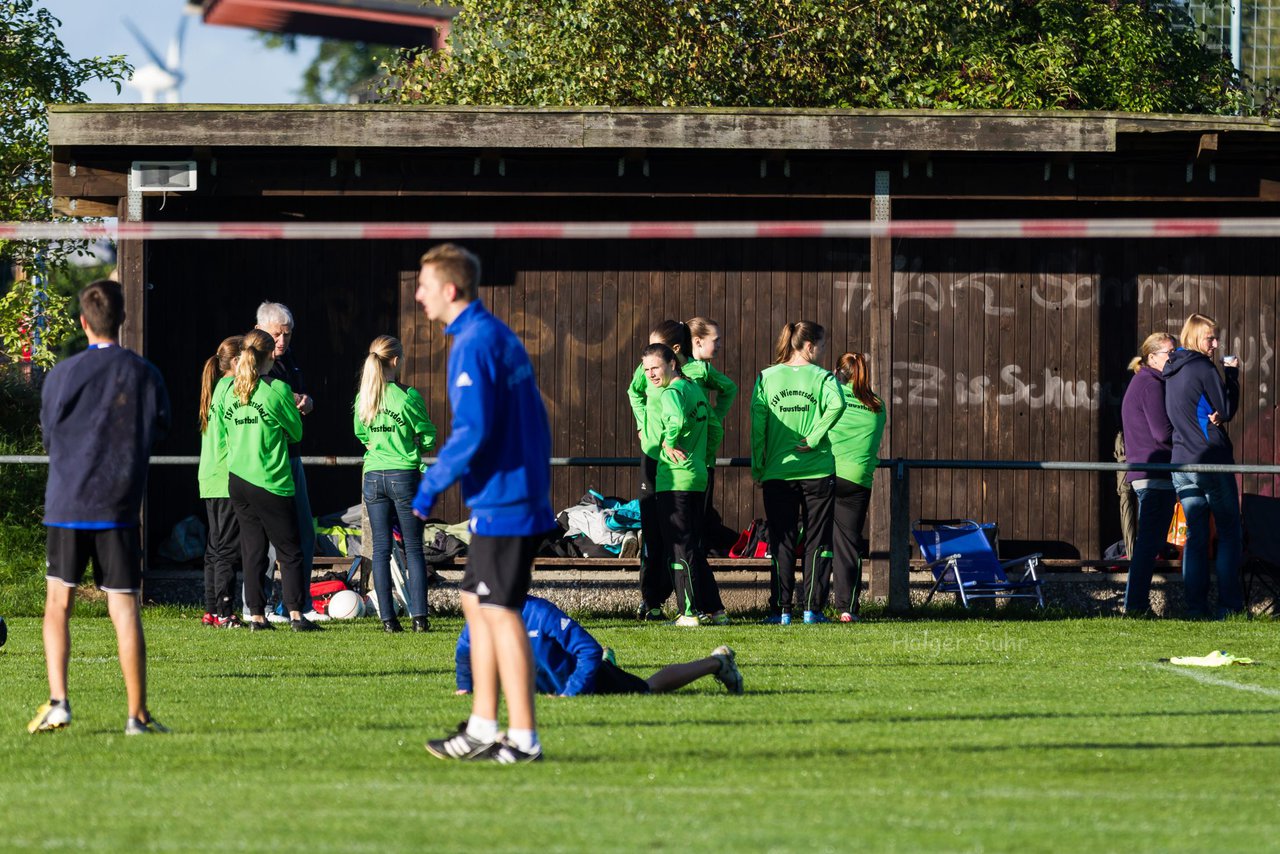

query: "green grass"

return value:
[2, 612, 1280, 852]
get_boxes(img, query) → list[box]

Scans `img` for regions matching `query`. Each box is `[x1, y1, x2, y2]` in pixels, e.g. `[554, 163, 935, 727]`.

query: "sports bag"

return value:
[308, 579, 349, 615]
[729, 518, 770, 559]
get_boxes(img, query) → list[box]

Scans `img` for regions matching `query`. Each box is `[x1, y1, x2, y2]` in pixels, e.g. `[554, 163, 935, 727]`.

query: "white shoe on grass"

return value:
[28, 701, 71, 733]
[711, 646, 743, 695]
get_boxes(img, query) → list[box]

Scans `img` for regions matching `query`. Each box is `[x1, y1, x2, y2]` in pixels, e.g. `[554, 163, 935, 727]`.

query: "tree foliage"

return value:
[380, 0, 1247, 114]
[0, 0, 128, 366]
[257, 33, 390, 103]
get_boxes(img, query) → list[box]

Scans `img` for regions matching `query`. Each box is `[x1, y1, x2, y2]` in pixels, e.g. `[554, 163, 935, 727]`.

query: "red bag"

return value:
[729, 519, 770, 559]
[309, 579, 349, 615]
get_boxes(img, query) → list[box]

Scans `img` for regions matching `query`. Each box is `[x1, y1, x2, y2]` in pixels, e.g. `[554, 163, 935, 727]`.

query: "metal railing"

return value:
[5, 454, 1278, 612]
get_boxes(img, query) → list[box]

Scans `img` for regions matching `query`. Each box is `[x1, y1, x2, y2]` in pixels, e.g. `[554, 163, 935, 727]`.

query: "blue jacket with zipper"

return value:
[455, 596, 603, 696]
[1163, 348, 1239, 465]
[413, 300, 555, 536]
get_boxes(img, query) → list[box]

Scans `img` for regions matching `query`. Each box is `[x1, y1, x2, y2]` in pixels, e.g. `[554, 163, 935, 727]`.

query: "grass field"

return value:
[2, 609, 1279, 852]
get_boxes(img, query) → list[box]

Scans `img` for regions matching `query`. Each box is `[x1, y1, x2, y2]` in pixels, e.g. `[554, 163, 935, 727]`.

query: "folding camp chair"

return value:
[1241, 494, 1280, 614]
[911, 519, 1045, 608]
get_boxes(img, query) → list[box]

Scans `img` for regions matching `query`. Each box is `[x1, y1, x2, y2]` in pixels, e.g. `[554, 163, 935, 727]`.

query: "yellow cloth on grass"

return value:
[1168, 650, 1254, 667]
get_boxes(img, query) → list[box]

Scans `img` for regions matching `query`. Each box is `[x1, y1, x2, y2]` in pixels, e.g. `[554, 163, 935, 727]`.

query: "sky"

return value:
[41, 0, 320, 104]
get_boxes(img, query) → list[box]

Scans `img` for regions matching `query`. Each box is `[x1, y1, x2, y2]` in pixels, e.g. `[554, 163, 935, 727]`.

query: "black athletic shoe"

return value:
[411, 616, 430, 633]
[248, 619, 274, 632]
[291, 617, 322, 632]
[479, 736, 544, 764]
[382, 619, 403, 634]
[425, 722, 494, 761]
[636, 604, 665, 621]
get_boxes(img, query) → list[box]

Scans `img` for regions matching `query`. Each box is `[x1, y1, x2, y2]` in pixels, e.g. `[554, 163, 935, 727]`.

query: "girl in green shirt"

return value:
[828, 352, 886, 622]
[627, 320, 692, 620]
[225, 330, 317, 631]
[642, 343, 725, 624]
[354, 335, 437, 633]
[750, 321, 845, 625]
[684, 317, 737, 559]
[197, 335, 242, 628]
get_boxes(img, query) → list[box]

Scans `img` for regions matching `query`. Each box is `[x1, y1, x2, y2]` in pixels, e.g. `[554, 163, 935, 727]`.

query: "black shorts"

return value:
[463, 534, 541, 610]
[592, 659, 651, 695]
[46, 526, 142, 593]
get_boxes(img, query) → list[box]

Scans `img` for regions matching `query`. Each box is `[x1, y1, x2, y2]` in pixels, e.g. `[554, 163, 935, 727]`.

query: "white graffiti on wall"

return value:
[838, 271, 1102, 318]
[890, 362, 1102, 410]
[834, 267, 1277, 410]
[1136, 275, 1223, 308]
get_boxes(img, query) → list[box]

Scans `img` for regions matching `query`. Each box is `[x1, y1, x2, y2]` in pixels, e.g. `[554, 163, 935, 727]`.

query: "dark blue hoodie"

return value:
[1162, 348, 1238, 465]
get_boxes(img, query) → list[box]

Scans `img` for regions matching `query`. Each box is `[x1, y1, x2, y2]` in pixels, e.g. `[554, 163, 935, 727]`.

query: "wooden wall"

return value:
[143, 216, 1280, 565]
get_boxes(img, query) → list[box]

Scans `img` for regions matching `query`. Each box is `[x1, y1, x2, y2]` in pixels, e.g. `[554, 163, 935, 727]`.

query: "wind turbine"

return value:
[123, 14, 188, 103]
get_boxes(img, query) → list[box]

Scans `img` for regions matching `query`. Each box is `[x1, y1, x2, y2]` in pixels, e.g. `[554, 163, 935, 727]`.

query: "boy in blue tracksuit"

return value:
[456, 596, 744, 696]
[413, 244, 557, 765]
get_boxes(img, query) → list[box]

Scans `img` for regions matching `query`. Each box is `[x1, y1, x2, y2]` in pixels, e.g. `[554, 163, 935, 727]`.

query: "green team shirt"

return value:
[750, 362, 846, 482]
[656, 377, 715, 492]
[353, 382, 437, 475]
[627, 362, 665, 459]
[828, 385, 887, 489]
[224, 376, 303, 496]
[197, 375, 234, 499]
[682, 359, 736, 458]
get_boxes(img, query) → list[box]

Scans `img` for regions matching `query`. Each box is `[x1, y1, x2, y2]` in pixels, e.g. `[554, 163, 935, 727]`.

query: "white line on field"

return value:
[1151, 662, 1280, 698]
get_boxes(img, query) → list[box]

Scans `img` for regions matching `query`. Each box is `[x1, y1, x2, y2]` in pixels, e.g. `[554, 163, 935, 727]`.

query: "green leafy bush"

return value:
[381, 0, 1247, 114]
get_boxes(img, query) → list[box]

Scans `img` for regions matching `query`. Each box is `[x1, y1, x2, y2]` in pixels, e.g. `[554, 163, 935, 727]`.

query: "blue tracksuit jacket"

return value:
[455, 596, 603, 696]
[1163, 348, 1239, 465]
[413, 300, 555, 536]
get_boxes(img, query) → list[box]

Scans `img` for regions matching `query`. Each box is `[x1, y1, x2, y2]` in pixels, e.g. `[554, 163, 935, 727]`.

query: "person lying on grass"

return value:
[455, 595, 743, 696]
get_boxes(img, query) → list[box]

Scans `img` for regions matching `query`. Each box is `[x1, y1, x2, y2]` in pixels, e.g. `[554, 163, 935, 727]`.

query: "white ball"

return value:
[364, 589, 380, 618]
[327, 589, 364, 620]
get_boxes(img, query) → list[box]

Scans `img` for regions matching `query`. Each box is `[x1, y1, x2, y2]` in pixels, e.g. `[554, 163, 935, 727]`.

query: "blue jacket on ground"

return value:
[413, 300, 555, 536]
[1163, 348, 1238, 464]
[455, 596, 603, 696]
[41, 344, 171, 527]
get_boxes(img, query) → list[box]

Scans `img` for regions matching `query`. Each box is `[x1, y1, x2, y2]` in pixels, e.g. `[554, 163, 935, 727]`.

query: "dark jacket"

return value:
[41, 345, 170, 526]
[1120, 365, 1173, 483]
[1163, 348, 1238, 464]
[267, 349, 306, 457]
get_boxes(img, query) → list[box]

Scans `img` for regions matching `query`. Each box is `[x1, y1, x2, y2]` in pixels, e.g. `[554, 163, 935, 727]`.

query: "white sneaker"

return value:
[302, 610, 331, 623]
[28, 701, 71, 733]
[619, 532, 640, 559]
[710, 646, 743, 695]
[265, 613, 289, 624]
[672, 614, 700, 628]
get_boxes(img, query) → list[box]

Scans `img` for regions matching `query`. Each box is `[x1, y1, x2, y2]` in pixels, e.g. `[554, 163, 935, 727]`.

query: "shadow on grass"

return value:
[210, 668, 455, 679]
[566, 706, 1280, 727]
[553, 738, 1280, 763]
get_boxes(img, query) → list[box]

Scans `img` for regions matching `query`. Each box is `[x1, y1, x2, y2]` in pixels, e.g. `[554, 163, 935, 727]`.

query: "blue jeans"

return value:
[1124, 485, 1176, 614]
[1173, 471, 1244, 617]
[363, 469, 428, 620]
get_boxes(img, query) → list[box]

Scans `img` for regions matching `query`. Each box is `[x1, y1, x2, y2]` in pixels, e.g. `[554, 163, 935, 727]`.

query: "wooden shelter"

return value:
[48, 105, 1280, 575]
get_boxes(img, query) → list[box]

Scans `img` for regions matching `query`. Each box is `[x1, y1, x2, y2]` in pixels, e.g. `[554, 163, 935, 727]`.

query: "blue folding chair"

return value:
[911, 519, 1045, 608]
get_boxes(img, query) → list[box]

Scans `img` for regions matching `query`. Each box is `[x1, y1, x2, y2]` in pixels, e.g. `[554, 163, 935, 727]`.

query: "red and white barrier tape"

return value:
[2, 218, 1279, 241]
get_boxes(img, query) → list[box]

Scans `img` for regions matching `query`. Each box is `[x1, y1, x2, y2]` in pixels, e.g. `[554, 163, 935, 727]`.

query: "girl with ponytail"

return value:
[627, 319, 693, 620]
[751, 320, 846, 624]
[224, 329, 317, 631]
[827, 352, 887, 621]
[197, 335, 243, 627]
[354, 335, 437, 632]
